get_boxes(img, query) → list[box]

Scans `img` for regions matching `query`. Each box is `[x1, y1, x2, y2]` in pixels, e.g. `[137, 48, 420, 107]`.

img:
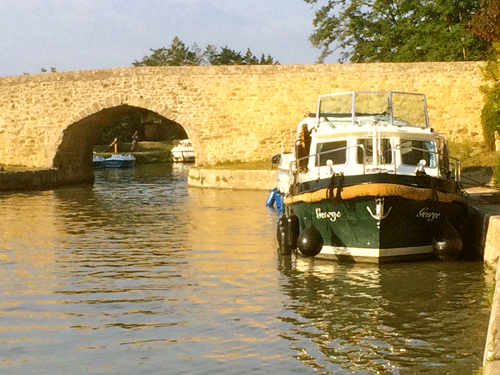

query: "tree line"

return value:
[132, 36, 278, 67]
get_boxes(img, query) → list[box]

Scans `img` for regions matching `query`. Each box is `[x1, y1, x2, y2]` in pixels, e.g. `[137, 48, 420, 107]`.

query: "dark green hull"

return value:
[285, 174, 466, 262]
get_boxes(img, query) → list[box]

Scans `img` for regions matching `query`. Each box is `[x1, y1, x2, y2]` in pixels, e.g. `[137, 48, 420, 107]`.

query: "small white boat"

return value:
[92, 155, 106, 168]
[171, 139, 195, 162]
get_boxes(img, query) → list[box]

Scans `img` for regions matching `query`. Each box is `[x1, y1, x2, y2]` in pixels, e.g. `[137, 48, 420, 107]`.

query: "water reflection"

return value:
[0, 164, 490, 374]
[277, 256, 490, 374]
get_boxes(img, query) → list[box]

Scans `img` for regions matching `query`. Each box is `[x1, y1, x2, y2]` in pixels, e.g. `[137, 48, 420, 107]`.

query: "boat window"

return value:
[400, 139, 437, 167]
[391, 93, 427, 128]
[315, 141, 347, 166]
[357, 138, 392, 164]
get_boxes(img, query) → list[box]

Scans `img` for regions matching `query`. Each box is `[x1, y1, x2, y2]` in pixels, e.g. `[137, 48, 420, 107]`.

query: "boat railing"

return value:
[289, 144, 461, 182]
[392, 144, 461, 181]
[290, 144, 367, 180]
[280, 131, 295, 156]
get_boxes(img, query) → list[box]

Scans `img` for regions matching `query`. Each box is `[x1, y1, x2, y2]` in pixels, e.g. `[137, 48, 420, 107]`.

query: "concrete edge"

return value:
[483, 215, 500, 375]
[0, 168, 94, 191]
[0, 168, 60, 191]
[187, 167, 276, 191]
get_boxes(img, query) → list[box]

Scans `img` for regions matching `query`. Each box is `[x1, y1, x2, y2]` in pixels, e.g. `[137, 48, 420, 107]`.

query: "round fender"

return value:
[276, 215, 285, 241]
[277, 216, 291, 255]
[286, 214, 299, 250]
[297, 225, 323, 257]
[433, 219, 463, 261]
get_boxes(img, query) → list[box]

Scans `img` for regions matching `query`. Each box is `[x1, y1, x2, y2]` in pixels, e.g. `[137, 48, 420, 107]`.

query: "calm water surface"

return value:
[0, 164, 491, 374]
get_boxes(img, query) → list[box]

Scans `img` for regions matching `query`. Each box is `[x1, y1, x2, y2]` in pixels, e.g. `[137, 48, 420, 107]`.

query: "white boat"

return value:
[270, 91, 467, 263]
[92, 154, 106, 168]
[171, 139, 195, 162]
[103, 154, 136, 168]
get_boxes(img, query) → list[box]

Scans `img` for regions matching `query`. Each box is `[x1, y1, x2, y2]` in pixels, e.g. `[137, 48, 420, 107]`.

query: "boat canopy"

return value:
[316, 91, 429, 129]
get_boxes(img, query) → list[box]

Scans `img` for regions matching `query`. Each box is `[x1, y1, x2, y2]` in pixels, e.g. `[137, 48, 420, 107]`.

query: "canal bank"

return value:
[475, 190, 500, 375]
[0, 168, 66, 191]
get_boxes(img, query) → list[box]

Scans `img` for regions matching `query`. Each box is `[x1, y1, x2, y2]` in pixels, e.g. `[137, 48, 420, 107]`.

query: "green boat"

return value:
[273, 91, 466, 263]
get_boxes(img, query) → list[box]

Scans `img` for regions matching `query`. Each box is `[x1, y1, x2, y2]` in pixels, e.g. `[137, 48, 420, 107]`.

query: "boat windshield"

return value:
[400, 139, 437, 167]
[317, 92, 428, 128]
[391, 92, 428, 128]
[357, 138, 392, 164]
[315, 140, 347, 166]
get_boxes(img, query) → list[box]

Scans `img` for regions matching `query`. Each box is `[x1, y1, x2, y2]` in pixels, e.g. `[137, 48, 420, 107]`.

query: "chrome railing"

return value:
[288, 144, 461, 182]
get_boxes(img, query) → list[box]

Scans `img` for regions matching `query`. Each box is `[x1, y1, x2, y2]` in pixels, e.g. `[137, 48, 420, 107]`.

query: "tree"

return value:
[133, 37, 200, 66]
[209, 46, 244, 65]
[133, 37, 279, 67]
[303, 0, 490, 63]
[469, 0, 500, 150]
[469, 0, 500, 42]
[208, 47, 278, 65]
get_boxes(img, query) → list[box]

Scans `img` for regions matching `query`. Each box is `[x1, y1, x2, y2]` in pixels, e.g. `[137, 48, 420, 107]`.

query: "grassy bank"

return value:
[449, 140, 498, 169]
[448, 140, 499, 186]
[208, 159, 275, 170]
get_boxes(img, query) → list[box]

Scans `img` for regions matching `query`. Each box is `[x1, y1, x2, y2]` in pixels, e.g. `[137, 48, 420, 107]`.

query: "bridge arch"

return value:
[50, 96, 202, 184]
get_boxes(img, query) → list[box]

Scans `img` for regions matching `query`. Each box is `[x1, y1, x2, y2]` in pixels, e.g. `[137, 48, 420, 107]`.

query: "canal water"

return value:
[0, 164, 491, 374]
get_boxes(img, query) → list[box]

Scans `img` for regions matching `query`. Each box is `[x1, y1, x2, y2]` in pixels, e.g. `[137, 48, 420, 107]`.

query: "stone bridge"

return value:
[0, 62, 485, 186]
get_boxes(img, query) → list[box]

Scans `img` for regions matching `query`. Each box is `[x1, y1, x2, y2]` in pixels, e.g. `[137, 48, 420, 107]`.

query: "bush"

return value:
[482, 84, 500, 151]
[493, 155, 500, 186]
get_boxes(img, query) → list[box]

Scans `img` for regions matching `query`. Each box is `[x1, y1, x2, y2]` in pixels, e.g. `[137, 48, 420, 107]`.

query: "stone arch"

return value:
[50, 96, 202, 185]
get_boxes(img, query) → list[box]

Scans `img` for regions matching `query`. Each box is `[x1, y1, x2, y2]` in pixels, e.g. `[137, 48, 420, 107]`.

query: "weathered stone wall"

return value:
[0, 62, 486, 184]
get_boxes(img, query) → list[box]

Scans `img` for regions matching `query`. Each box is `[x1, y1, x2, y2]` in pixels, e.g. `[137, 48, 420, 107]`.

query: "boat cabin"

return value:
[278, 91, 459, 193]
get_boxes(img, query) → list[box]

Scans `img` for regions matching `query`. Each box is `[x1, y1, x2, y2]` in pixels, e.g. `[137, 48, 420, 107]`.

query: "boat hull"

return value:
[103, 159, 135, 168]
[172, 151, 195, 162]
[288, 193, 466, 263]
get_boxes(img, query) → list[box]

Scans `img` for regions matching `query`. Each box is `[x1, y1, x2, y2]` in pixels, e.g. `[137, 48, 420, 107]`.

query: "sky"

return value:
[0, 0, 340, 77]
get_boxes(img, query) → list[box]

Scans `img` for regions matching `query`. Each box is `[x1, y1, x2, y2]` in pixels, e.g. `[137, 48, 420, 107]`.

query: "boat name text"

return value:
[417, 207, 441, 222]
[316, 208, 342, 222]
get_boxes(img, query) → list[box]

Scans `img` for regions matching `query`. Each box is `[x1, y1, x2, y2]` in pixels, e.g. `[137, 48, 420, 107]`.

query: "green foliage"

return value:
[493, 155, 500, 186]
[303, 0, 490, 62]
[481, 83, 500, 151]
[133, 37, 279, 67]
[470, 0, 500, 152]
[96, 109, 187, 146]
[447, 139, 498, 168]
[133, 37, 201, 66]
[98, 110, 147, 145]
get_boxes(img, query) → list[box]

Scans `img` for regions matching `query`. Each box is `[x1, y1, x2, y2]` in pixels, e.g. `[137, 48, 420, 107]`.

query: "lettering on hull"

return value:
[416, 207, 441, 222]
[316, 208, 342, 222]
